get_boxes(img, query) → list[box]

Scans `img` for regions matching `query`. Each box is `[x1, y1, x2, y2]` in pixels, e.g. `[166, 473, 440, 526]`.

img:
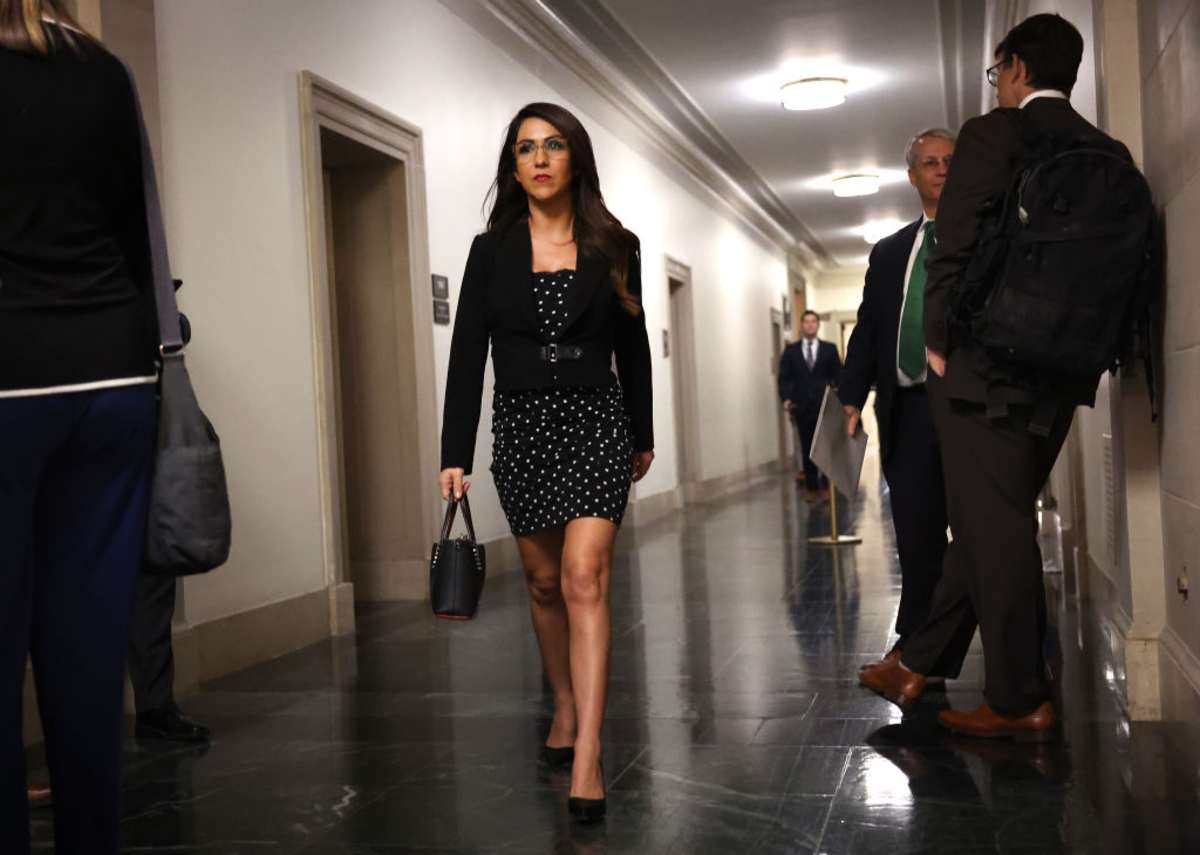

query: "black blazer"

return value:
[778, 338, 841, 423]
[924, 97, 1132, 406]
[839, 218, 922, 462]
[441, 221, 653, 473]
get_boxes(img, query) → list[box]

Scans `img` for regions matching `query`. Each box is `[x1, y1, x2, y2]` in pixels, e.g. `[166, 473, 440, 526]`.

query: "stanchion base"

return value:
[808, 535, 863, 546]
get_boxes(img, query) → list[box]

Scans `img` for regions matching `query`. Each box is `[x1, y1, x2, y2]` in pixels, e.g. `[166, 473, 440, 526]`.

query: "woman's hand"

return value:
[439, 468, 469, 501]
[631, 450, 655, 483]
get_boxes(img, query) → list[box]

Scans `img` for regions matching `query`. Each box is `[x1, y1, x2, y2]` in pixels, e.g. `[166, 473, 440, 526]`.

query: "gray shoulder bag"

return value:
[126, 64, 233, 575]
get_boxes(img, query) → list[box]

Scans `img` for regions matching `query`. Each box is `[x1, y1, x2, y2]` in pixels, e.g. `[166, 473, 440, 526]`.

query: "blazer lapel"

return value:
[888, 218, 923, 321]
[559, 248, 604, 334]
[494, 221, 538, 332]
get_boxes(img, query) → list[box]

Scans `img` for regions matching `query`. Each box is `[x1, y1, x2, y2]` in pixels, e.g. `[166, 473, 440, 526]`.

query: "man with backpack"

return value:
[860, 13, 1153, 740]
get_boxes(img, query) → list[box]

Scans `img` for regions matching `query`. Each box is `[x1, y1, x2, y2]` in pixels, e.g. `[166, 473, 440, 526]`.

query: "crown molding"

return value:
[439, 0, 831, 264]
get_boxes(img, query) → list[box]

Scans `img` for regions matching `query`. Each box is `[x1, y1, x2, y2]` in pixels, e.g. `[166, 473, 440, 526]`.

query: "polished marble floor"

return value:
[30, 456, 1200, 853]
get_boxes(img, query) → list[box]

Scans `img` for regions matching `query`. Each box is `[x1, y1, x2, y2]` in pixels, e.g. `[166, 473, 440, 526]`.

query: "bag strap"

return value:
[122, 62, 184, 355]
[458, 493, 478, 543]
[439, 497, 459, 542]
[438, 493, 479, 544]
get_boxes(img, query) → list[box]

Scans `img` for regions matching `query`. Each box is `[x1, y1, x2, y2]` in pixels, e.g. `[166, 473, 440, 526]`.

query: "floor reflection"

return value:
[27, 453, 1200, 853]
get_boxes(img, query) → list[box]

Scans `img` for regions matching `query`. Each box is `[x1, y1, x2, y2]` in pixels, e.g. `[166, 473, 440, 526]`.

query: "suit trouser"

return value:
[900, 374, 1072, 716]
[881, 385, 948, 640]
[0, 385, 157, 855]
[127, 572, 178, 714]
[795, 414, 823, 487]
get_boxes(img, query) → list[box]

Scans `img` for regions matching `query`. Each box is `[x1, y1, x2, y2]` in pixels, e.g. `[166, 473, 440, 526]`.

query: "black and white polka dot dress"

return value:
[490, 269, 634, 536]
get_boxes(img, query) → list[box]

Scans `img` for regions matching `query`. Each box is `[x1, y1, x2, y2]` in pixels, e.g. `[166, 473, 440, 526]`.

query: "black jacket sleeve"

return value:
[924, 110, 1021, 355]
[829, 341, 844, 377]
[778, 346, 795, 403]
[838, 245, 880, 409]
[613, 243, 654, 452]
[440, 233, 493, 474]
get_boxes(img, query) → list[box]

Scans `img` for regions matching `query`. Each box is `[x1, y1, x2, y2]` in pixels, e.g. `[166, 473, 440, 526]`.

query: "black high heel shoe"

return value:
[543, 744, 575, 768]
[567, 761, 605, 822]
[568, 794, 606, 822]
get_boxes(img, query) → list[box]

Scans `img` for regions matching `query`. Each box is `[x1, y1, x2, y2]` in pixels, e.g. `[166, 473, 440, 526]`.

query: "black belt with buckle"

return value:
[539, 344, 583, 362]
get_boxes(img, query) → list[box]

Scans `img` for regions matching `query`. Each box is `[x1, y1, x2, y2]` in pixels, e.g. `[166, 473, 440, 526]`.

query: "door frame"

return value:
[298, 72, 440, 630]
[665, 255, 702, 495]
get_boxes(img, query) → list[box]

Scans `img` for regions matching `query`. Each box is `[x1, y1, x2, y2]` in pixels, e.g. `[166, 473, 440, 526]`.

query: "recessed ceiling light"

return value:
[832, 174, 881, 197]
[780, 77, 848, 111]
[859, 219, 908, 244]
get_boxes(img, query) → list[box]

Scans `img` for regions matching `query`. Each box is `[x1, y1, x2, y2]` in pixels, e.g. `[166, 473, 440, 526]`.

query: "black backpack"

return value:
[950, 126, 1157, 396]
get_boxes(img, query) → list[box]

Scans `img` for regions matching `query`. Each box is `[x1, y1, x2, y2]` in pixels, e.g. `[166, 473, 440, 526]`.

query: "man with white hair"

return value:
[840, 127, 955, 659]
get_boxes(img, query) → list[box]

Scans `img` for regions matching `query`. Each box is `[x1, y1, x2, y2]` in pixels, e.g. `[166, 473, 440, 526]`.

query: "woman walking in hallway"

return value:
[1, 3, 162, 853]
[440, 102, 654, 822]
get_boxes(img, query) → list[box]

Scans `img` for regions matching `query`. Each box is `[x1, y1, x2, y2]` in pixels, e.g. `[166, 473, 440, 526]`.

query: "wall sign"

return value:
[662, 329, 670, 358]
[431, 274, 449, 300]
[433, 299, 451, 325]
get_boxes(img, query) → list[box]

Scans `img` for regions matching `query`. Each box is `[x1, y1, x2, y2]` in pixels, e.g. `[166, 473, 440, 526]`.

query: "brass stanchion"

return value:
[809, 484, 862, 546]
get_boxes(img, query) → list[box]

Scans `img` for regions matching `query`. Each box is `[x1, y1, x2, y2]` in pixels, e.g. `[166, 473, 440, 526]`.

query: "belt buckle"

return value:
[547, 343, 559, 363]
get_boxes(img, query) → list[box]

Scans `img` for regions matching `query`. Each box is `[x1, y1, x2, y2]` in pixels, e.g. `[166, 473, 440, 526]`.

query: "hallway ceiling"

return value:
[545, 0, 986, 269]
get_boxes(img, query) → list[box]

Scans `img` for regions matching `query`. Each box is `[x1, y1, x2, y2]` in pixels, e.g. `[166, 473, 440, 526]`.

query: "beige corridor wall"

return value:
[808, 268, 869, 317]
[1139, 0, 1200, 680]
[153, 0, 790, 624]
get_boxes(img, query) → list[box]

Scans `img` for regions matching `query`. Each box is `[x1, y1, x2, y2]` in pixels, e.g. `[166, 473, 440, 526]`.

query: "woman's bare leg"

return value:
[560, 517, 617, 800]
[516, 528, 575, 749]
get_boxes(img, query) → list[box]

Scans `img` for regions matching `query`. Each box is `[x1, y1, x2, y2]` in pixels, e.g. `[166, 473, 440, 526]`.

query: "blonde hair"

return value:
[905, 127, 957, 168]
[0, 0, 85, 54]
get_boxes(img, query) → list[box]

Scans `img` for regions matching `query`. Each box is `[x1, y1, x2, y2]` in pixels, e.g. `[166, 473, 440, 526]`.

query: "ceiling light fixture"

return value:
[780, 77, 848, 111]
[859, 219, 908, 244]
[832, 173, 881, 198]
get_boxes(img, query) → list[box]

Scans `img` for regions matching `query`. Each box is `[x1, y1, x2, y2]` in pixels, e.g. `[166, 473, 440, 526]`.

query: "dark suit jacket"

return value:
[924, 96, 1132, 406]
[441, 221, 654, 474]
[839, 218, 923, 462]
[779, 338, 841, 423]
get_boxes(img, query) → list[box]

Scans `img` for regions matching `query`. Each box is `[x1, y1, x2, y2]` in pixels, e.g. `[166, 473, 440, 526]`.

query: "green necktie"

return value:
[898, 221, 935, 381]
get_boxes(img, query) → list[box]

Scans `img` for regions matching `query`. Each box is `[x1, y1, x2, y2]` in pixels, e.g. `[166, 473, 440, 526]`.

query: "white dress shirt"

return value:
[895, 214, 932, 387]
[1019, 89, 1069, 109]
[803, 337, 818, 368]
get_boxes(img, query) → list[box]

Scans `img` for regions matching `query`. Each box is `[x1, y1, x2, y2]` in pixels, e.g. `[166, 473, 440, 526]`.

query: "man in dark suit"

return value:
[840, 127, 956, 652]
[127, 573, 211, 743]
[779, 311, 842, 502]
[861, 14, 1130, 740]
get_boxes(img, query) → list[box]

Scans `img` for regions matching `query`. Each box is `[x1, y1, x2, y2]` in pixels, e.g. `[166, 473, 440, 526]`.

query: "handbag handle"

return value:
[439, 493, 479, 544]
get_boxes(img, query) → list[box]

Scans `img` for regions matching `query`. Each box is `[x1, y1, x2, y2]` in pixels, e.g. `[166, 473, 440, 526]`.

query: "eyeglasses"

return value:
[514, 137, 569, 163]
[986, 59, 1009, 87]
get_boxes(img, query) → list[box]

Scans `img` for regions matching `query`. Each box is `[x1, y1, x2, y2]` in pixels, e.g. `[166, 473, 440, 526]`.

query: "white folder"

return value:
[809, 386, 868, 499]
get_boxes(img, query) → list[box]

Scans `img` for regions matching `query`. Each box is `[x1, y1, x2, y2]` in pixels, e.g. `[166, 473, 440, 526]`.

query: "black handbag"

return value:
[430, 494, 486, 620]
[126, 63, 233, 576]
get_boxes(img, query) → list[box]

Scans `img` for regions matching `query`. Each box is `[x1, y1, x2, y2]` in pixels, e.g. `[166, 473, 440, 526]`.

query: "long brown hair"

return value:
[0, 0, 87, 54]
[487, 102, 640, 315]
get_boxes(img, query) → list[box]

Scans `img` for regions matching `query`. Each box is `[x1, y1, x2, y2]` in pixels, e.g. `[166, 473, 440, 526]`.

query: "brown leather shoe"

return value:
[859, 657, 925, 708]
[859, 648, 901, 672]
[938, 702, 1056, 742]
[28, 784, 52, 809]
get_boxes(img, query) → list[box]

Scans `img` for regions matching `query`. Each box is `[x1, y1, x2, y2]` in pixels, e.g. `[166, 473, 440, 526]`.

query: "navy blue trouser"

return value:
[1, 385, 157, 855]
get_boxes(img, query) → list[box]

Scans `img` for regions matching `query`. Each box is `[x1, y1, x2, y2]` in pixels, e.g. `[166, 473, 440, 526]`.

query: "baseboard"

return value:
[351, 558, 427, 601]
[1079, 550, 1200, 721]
[23, 584, 338, 748]
[627, 486, 683, 528]
[1159, 626, 1200, 720]
[682, 459, 781, 505]
[186, 587, 332, 684]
